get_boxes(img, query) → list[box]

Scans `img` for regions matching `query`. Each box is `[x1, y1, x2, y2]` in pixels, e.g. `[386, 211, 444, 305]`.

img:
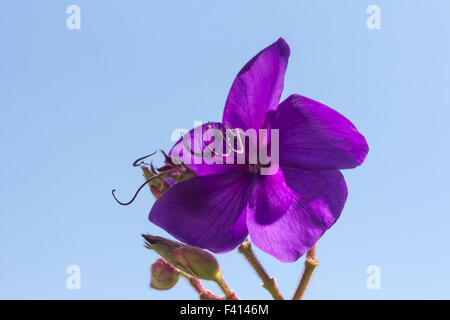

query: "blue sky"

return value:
[1, 0, 449, 299]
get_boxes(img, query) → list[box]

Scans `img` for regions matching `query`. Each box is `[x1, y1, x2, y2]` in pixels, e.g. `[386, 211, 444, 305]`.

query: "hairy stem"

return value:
[214, 274, 239, 300]
[292, 245, 319, 300]
[238, 240, 284, 300]
[182, 275, 223, 300]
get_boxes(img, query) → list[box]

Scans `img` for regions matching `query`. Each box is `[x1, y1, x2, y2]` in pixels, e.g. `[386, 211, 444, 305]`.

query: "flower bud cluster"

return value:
[141, 151, 196, 199]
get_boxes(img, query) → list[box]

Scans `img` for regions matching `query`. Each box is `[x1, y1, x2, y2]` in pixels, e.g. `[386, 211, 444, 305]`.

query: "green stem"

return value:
[214, 274, 239, 300]
[238, 240, 284, 300]
[292, 245, 319, 300]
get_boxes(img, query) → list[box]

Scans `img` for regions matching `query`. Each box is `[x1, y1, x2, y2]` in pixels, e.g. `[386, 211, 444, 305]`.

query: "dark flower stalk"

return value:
[238, 240, 283, 300]
[292, 245, 319, 300]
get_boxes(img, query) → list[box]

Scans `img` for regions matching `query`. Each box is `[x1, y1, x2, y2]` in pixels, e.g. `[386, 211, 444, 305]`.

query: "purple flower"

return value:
[149, 38, 368, 262]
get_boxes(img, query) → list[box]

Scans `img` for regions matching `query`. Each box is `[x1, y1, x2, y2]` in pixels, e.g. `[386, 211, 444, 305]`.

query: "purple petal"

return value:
[269, 94, 369, 170]
[149, 171, 255, 253]
[246, 167, 347, 262]
[169, 122, 246, 176]
[222, 38, 290, 131]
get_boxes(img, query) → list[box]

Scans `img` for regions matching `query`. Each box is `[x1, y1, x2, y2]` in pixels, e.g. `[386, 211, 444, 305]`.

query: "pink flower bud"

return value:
[150, 258, 180, 290]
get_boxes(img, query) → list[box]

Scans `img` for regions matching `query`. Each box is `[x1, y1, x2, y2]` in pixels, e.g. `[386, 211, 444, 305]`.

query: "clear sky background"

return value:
[1, 0, 449, 299]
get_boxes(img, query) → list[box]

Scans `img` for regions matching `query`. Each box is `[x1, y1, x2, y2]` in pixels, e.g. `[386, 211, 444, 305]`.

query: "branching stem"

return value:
[182, 275, 223, 300]
[214, 274, 239, 300]
[238, 240, 284, 300]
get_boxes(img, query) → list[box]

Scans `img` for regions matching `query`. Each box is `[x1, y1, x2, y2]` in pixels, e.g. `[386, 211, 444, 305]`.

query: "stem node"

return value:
[238, 240, 283, 300]
[292, 245, 319, 300]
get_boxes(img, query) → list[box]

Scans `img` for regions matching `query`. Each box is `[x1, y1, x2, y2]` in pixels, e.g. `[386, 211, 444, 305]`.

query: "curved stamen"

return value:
[112, 173, 166, 206]
[180, 124, 245, 163]
[133, 151, 157, 167]
[204, 130, 228, 164]
[223, 125, 245, 154]
[204, 126, 245, 161]
[182, 132, 204, 157]
[181, 125, 215, 159]
[202, 125, 215, 159]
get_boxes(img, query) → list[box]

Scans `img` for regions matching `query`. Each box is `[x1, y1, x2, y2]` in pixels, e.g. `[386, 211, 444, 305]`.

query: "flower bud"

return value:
[150, 258, 180, 290]
[142, 234, 221, 281]
[159, 150, 196, 183]
[142, 234, 185, 269]
[171, 246, 221, 281]
[140, 151, 197, 200]
[142, 166, 170, 199]
[171, 162, 197, 183]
